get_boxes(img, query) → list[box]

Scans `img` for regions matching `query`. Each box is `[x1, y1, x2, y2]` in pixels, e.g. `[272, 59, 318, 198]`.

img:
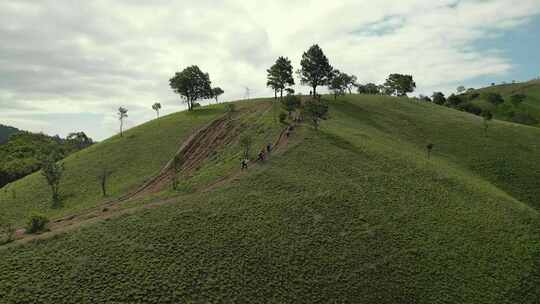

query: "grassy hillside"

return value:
[465, 79, 540, 126]
[0, 95, 539, 303]
[0, 124, 19, 144]
[0, 106, 225, 226]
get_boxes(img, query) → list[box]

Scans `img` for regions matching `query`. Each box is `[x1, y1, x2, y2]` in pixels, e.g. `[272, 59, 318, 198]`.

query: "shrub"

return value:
[0, 219, 16, 244]
[26, 213, 49, 234]
[279, 112, 287, 124]
[225, 104, 236, 118]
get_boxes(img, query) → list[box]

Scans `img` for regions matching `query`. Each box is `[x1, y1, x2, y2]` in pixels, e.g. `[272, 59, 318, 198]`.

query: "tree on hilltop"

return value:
[300, 44, 334, 96]
[152, 102, 162, 118]
[169, 65, 213, 111]
[328, 70, 348, 100]
[383, 74, 416, 96]
[212, 87, 224, 103]
[432, 92, 446, 105]
[117, 107, 128, 137]
[267, 57, 295, 100]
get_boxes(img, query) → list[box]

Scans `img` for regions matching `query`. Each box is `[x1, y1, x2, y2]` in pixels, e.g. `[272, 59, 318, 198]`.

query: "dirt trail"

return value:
[5, 103, 299, 245]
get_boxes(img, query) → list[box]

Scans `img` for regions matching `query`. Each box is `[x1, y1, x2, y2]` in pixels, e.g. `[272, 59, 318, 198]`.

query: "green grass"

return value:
[0, 105, 226, 226]
[0, 95, 539, 303]
[467, 80, 540, 126]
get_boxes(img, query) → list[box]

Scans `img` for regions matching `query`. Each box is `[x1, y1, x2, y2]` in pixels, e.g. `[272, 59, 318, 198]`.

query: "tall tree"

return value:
[456, 86, 466, 94]
[41, 155, 64, 207]
[383, 74, 416, 96]
[342, 73, 358, 94]
[267, 56, 295, 100]
[328, 70, 348, 100]
[432, 92, 446, 105]
[66, 132, 93, 150]
[117, 107, 128, 137]
[152, 102, 162, 118]
[299, 44, 333, 96]
[212, 87, 224, 103]
[169, 65, 213, 111]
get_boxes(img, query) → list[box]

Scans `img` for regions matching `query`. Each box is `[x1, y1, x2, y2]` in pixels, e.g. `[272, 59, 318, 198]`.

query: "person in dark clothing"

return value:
[257, 150, 265, 162]
[241, 158, 248, 169]
[267, 143, 272, 153]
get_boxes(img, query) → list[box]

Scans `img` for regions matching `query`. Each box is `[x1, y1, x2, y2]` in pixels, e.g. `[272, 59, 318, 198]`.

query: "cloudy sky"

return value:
[1, 0, 539, 140]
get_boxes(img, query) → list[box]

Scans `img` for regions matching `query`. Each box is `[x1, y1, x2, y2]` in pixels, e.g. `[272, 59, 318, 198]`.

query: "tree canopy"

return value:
[152, 102, 162, 118]
[328, 70, 348, 100]
[383, 74, 416, 96]
[299, 44, 333, 95]
[169, 65, 213, 111]
[267, 57, 295, 99]
[432, 92, 446, 105]
[358, 83, 380, 95]
[212, 87, 224, 103]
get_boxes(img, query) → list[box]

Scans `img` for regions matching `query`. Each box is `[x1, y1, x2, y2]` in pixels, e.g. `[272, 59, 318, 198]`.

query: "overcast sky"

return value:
[1, 0, 539, 140]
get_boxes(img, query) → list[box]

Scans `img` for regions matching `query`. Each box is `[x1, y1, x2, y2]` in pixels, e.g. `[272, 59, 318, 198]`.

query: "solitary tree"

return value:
[432, 92, 446, 105]
[426, 143, 434, 159]
[328, 70, 348, 100]
[300, 44, 334, 96]
[239, 135, 252, 159]
[383, 74, 416, 96]
[152, 102, 162, 118]
[482, 110, 493, 137]
[456, 86, 466, 94]
[304, 98, 329, 130]
[117, 107, 128, 137]
[169, 65, 213, 111]
[41, 155, 64, 207]
[267, 56, 295, 100]
[212, 87, 224, 103]
[99, 167, 113, 197]
[341, 73, 358, 94]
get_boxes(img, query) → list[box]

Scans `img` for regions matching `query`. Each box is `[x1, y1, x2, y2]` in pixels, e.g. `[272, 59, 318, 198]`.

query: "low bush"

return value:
[25, 213, 49, 234]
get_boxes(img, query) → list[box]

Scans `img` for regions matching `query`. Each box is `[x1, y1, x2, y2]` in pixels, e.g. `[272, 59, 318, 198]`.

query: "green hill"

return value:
[463, 79, 540, 126]
[0, 95, 539, 303]
[0, 124, 19, 144]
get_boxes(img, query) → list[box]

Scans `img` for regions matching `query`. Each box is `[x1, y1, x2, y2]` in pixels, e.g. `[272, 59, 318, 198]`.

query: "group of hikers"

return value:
[240, 125, 295, 170]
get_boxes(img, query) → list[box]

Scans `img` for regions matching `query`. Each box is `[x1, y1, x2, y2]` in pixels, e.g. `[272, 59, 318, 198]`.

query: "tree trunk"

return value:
[120, 119, 123, 137]
[280, 89, 283, 100]
[313, 86, 317, 97]
[274, 90, 277, 100]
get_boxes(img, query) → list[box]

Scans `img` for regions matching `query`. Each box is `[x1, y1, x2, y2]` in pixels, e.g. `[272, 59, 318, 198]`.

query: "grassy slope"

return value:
[0, 105, 225, 225]
[469, 80, 540, 126]
[0, 95, 539, 303]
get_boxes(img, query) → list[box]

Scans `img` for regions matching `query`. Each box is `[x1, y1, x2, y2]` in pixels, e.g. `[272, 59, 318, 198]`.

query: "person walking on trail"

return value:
[241, 158, 248, 170]
[267, 143, 272, 153]
[257, 149, 265, 162]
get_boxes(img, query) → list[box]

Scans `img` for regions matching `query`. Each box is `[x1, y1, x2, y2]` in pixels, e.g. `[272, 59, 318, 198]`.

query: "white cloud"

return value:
[0, 0, 539, 139]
